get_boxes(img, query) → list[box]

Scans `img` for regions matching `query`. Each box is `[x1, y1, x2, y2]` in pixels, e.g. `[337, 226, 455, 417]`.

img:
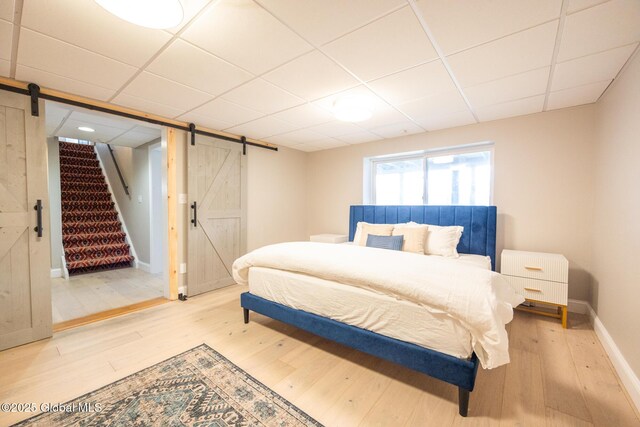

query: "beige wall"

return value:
[593, 52, 640, 378]
[246, 145, 309, 251]
[96, 140, 159, 265]
[307, 106, 597, 301]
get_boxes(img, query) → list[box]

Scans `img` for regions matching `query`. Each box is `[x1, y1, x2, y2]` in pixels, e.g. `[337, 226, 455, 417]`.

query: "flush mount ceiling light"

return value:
[333, 96, 373, 122]
[95, 0, 184, 29]
[78, 126, 95, 132]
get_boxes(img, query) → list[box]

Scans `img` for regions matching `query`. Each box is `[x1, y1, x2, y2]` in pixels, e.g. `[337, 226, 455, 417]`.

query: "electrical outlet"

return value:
[180, 263, 187, 274]
[179, 193, 187, 204]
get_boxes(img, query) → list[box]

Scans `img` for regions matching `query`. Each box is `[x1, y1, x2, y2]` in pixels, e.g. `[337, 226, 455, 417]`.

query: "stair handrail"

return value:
[106, 144, 130, 196]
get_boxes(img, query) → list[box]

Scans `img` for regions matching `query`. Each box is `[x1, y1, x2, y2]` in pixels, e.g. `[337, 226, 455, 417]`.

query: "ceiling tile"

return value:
[166, 0, 214, 34]
[21, 0, 172, 67]
[398, 90, 469, 121]
[552, 43, 637, 91]
[112, 93, 186, 118]
[188, 98, 264, 127]
[0, 19, 11, 60]
[308, 120, 366, 138]
[416, 0, 561, 55]
[147, 39, 253, 96]
[465, 67, 550, 108]
[566, 0, 610, 14]
[57, 118, 128, 142]
[323, 6, 438, 81]
[45, 102, 72, 137]
[291, 143, 321, 152]
[369, 61, 457, 105]
[226, 116, 297, 139]
[121, 72, 212, 112]
[69, 110, 136, 131]
[447, 21, 558, 87]
[262, 50, 358, 100]
[559, 0, 640, 61]
[415, 109, 476, 131]
[221, 79, 304, 114]
[476, 95, 545, 122]
[109, 127, 161, 148]
[256, 0, 406, 45]
[177, 111, 234, 132]
[0, 59, 9, 77]
[265, 128, 327, 144]
[181, 0, 312, 74]
[335, 131, 382, 144]
[17, 29, 137, 90]
[272, 103, 334, 127]
[369, 121, 424, 139]
[303, 139, 349, 151]
[546, 80, 611, 110]
[0, 2, 13, 22]
[15, 65, 116, 101]
[312, 85, 388, 116]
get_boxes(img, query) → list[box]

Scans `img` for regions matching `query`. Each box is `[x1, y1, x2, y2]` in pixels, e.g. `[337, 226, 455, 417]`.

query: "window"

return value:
[368, 144, 493, 206]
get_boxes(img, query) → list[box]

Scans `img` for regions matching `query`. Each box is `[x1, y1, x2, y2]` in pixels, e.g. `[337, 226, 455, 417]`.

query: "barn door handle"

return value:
[34, 200, 43, 237]
[191, 202, 197, 227]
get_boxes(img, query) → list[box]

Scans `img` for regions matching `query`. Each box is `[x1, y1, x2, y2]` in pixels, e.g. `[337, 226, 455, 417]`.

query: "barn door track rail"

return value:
[0, 77, 277, 153]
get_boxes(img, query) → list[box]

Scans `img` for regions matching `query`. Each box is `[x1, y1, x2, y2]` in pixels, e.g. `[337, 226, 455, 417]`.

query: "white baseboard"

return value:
[136, 261, 151, 273]
[50, 268, 62, 278]
[567, 300, 640, 413]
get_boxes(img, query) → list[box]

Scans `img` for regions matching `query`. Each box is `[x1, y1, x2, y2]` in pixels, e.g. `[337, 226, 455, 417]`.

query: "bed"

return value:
[236, 205, 520, 417]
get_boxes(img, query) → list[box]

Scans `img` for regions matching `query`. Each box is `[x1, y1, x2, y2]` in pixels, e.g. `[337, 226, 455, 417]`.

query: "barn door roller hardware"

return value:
[0, 79, 277, 152]
[189, 123, 196, 146]
[28, 83, 40, 116]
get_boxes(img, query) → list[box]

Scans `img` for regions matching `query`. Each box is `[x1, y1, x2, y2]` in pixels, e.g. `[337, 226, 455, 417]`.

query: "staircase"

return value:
[59, 141, 134, 275]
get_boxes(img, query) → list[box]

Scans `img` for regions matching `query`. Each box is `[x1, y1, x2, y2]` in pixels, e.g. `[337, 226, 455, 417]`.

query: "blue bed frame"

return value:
[241, 205, 498, 417]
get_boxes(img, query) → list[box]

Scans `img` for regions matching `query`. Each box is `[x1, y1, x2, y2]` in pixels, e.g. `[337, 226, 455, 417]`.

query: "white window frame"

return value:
[367, 142, 494, 205]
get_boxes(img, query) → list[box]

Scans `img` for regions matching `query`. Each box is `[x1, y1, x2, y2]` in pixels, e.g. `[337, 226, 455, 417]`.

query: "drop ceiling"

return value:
[2, 0, 639, 152]
[45, 101, 161, 148]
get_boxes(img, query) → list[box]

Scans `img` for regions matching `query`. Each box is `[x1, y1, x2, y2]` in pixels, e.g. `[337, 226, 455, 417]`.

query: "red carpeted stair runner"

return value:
[59, 141, 134, 275]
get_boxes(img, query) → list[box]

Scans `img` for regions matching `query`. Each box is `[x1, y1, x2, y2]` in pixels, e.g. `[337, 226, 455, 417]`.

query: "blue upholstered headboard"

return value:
[349, 205, 497, 271]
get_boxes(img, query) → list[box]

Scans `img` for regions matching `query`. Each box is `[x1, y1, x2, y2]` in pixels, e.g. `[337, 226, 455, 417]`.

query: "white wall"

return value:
[47, 137, 63, 271]
[306, 106, 597, 301]
[96, 139, 159, 265]
[593, 51, 640, 379]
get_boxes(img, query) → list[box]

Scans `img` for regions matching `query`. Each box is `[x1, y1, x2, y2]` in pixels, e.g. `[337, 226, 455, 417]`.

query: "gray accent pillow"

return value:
[366, 234, 404, 251]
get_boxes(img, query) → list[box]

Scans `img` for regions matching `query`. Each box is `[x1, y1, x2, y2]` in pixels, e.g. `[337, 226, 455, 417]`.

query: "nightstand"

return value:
[501, 249, 569, 328]
[310, 234, 348, 244]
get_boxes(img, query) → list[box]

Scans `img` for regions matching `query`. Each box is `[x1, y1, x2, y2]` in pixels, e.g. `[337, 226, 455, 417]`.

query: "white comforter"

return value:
[232, 242, 524, 369]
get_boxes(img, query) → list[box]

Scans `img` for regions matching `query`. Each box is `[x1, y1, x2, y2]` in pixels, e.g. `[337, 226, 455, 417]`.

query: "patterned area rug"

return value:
[14, 344, 322, 426]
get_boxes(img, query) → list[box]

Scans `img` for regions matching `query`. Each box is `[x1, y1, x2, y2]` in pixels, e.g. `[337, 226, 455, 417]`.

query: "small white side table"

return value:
[310, 234, 349, 244]
[501, 249, 569, 328]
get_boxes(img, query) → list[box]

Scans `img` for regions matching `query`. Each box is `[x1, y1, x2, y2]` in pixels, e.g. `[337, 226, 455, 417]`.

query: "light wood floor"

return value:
[51, 267, 165, 323]
[1, 285, 638, 426]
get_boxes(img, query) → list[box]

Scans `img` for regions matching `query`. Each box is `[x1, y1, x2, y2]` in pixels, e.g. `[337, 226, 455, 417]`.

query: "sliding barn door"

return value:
[187, 135, 246, 296]
[0, 91, 51, 350]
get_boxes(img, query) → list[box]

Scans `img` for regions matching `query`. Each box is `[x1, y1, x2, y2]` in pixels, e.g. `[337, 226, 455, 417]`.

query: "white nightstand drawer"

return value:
[506, 276, 568, 305]
[501, 250, 568, 283]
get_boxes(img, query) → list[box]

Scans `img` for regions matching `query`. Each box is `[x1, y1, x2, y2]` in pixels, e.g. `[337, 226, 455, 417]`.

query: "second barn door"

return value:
[187, 135, 246, 296]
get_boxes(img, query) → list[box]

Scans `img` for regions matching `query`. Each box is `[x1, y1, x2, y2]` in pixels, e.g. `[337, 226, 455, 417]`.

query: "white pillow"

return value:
[424, 224, 464, 258]
[352, 222, 395, 246]
[392, 224, 428, 254]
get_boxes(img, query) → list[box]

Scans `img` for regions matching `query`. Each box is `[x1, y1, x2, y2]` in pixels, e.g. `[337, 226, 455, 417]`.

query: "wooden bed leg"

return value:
[243, 308, 249, 324]
[458, 387, 470, 417]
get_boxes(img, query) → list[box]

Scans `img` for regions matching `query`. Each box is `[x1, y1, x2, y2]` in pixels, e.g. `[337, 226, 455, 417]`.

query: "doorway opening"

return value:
[45, 101, 170, 328]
